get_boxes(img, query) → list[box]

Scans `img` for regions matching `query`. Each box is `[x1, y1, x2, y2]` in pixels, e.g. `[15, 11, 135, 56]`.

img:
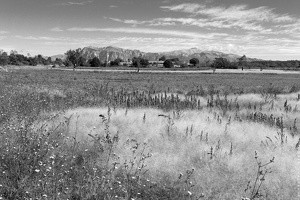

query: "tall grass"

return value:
[0, 82, 299, 199]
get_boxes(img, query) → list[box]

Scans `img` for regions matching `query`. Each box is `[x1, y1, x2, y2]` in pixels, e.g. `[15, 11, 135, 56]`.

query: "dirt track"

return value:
[2, 65, 300, 74]
[55, 68, 300, 74]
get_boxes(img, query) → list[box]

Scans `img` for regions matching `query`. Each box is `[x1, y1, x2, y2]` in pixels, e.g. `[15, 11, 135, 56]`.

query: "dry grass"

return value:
[0, 69, 300, 199]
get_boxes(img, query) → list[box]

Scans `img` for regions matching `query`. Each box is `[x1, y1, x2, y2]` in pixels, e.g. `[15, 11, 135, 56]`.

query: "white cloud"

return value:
[15, 36, 70, 41]
[0, 31, 9, 34]
[60, 1, 93, 6]
[160, 3, 298, 34]
[67, 27, 227, 39]
[161, 3, 205, 13]
[108, 17, 141, 25]
[162, 3, 295, 23]
[107, 17, 176, 26]
[106, 17, 266, 31]
[50, 27, 64, 32]
[109, 5, 118, 8]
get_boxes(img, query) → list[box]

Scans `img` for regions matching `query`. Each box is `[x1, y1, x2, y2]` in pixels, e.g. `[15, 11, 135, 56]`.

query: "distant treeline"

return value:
[0, 50, 299, 70]
[0, 51, 62, 66]
[242, 60, 300, 69]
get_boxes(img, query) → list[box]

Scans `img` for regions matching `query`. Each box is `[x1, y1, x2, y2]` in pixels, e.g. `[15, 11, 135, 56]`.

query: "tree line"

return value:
[0, 51, 59, 67]
[63, 49, 247, 69]
[1, 49, 299, 70]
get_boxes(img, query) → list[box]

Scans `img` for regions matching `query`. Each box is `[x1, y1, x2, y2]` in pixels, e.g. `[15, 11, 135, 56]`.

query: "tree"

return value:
[0, 52, 9, 66]
[36, 54, 45, 65]
[159, 56, 166, 61]
[110, 58, 123, 66]
[212, 57, 230, 69]
[132, 57, 149, 72]
[189, 58, 199, 67]
[9, 53, 18, 65]
[163, 59, 174, 68]
[65, 48, 81, 71]
[78, 56, 87, 66]
[132, 57, 138, 66]
[139, 58, 149, 67]
[54, 58, 63, 66]
[89, 57, 101, 67]
[43, 57, 52, 65]
[170, 57, 179, 63]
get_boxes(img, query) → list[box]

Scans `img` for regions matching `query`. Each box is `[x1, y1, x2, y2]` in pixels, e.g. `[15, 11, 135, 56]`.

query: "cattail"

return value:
[295, 138, 300, 149]
[143, 113, 146, 123]
[229, 142, 233, 156]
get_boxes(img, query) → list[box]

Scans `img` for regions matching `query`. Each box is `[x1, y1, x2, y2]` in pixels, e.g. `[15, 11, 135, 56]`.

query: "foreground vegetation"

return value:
[0, 69, 299, 199]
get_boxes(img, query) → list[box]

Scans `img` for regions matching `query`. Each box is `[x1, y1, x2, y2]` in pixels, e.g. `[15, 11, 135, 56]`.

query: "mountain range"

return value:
[51, 46, 260, 65]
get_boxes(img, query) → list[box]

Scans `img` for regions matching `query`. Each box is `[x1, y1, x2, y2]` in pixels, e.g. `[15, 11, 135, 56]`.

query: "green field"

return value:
[0, 68, 299, 200]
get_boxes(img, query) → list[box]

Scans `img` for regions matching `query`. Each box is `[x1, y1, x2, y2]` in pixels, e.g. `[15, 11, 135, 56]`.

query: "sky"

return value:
[0, 0, 299, 60]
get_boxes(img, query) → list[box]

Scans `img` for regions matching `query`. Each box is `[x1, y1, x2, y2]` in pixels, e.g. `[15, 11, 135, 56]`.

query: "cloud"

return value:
[109, 5, 118, 8]
[0, 31, 9, 34]
[0, 36, 7, 40]
[107, 17, 176, 26]
[160, 3, 298, 34]
[50, 27, 64, 32]
[15, 36, 70, 41]
[60, 1, 93, 6]
[108, 17, 142, 26]
[162, 3, 205, 13]
[67, 27, 227, 39]
[106, 17, 266, 31]
[161, 3, 295, 23]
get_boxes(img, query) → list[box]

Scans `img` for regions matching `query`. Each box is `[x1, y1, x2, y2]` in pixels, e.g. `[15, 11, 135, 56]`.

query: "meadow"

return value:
[0, 68, 300, 200]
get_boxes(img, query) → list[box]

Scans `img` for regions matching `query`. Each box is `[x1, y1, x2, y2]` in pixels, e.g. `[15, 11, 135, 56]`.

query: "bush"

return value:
[189, 58, 199, 67]
[163, 59, 174, 68]
[89, 57, 102, 67]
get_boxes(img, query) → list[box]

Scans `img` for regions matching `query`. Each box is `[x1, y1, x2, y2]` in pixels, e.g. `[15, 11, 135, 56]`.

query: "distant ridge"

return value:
[51, 46, 261, 64]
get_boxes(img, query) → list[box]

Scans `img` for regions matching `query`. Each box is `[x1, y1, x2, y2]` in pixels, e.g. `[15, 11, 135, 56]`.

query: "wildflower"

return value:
[187, 191, 192, 196]
[35, 169, 40, 173]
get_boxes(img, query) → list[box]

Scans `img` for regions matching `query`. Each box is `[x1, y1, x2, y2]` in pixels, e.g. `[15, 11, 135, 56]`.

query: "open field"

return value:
[0, 68, 300, 199]
[1, 67, 300, 93]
